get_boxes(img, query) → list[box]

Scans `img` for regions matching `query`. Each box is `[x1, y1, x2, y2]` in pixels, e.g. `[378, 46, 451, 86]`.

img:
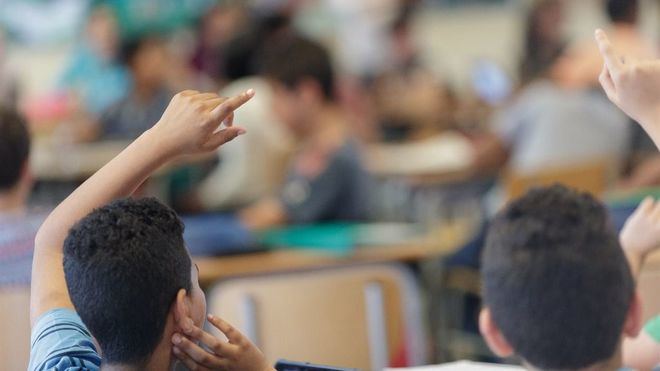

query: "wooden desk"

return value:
[31, 138, 215, 181]
[365, 133, 475, 183]
[31, 139, 130, 181]
[195, 222, 472, 286]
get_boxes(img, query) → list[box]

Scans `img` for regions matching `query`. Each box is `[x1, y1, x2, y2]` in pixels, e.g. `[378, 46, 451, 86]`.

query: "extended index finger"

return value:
[207, 314, 244, 344]
[595, 29, 624, 77]
[210, 89, 255, 122]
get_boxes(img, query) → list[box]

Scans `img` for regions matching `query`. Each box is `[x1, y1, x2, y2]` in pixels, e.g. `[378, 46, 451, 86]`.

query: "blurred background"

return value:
[2, 0, 660, 369]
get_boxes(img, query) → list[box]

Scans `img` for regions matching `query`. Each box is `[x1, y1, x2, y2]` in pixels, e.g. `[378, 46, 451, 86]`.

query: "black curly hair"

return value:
[63, 197, 191, 366]
[482, 185, 634, 369]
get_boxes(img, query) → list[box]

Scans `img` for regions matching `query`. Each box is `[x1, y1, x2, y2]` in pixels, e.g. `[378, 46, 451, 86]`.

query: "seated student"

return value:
[479, 185, 643, 370]
[183, 36, 373, 255]
[57, 6, 130, 116]
[29, 89, 274, 371]
[95, 36, 172, 140]
[0, 108, 44, 285]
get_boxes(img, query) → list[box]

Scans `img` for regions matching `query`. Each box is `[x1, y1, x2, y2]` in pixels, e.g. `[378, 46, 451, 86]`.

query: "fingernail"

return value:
[246, 89, 255, 97]
[237, 129, 247, 136]
[172, 333, 182, 344]
[207, 314, 215, 321]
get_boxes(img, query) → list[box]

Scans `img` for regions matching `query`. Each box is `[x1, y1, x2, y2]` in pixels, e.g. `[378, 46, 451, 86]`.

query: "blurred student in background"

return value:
[190, 1, 249, 87]
[96, 36, 172, 140]
[238, 35, 372, 230]
[471, 0, 630, 209]
[188, 15, 295, 211]
[183, 36, 373, 255]
[519, 0, 565, 85]
[0, 108, 43, 285]
[370, 1, 453, 142]
[0, 28, 19, 108]
[554, 0, 656, 90]
[57, 6, 129, 116]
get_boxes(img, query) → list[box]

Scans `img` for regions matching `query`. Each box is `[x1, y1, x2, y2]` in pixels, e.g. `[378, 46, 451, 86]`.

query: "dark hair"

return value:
[260, 35, 335, 100]
[520, 0, 566, 82]
[119, 36, 163, 67]
[606, 0, 638, 24]
[63, 197, 191, 366]
[221, 15, 291, 81]
[0, 107, 30, 191]
[481, 185, 634, 369]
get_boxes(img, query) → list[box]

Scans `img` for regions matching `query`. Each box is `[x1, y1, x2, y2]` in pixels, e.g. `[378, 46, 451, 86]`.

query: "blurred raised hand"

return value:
[596, 29, 660, 148]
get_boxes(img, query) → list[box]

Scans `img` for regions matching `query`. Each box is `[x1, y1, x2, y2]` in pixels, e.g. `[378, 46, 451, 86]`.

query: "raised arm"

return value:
[30, 89, 254, 325]
[595, 29, 660, 148]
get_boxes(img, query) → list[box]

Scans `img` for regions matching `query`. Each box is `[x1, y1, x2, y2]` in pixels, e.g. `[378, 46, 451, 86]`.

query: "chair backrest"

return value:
[206, 264, 427, 370]
[0, 286, 31, 371]
[503, 161, 610, 201]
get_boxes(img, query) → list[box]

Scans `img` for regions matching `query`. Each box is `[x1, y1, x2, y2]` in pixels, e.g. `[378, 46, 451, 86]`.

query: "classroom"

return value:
[1, 0, 659, 370]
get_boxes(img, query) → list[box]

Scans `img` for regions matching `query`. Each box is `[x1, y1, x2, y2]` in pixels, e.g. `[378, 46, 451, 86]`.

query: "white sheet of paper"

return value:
[385, 361, 524, 371]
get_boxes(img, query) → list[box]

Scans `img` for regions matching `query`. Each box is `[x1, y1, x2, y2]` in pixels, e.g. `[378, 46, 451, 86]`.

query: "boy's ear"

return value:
[623, 290, 644, 338]
[173, 289, 191, 330]
[479, 308, 515, 358]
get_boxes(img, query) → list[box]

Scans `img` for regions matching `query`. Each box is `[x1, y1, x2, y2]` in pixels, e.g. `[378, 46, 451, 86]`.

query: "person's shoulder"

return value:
[30, 309, 101, 371]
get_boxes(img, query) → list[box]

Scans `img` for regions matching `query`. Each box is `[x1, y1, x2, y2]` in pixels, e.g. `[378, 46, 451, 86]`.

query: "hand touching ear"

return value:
[595, 29, 660, 147]
[172, 314, 274, 371]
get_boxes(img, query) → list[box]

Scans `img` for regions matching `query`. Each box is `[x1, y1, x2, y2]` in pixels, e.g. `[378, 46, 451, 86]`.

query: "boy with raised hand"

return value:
[596, 28, 660, 370]
[479, 185, 645, 370]
[29, 89, 274, 371]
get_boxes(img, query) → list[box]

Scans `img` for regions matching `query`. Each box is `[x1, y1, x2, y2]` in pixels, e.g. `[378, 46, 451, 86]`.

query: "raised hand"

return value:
[172, 314, 273, 371]
[150, 89, 255, 158]
[620, 197, 660, 277]
[595, 29, 660, 146]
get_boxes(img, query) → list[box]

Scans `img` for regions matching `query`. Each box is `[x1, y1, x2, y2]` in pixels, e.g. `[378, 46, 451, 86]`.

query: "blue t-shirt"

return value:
[29, 309, 101, 371]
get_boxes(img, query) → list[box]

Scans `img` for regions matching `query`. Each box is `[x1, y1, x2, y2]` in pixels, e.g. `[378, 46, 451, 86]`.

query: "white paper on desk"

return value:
[385, 361, 524, 371]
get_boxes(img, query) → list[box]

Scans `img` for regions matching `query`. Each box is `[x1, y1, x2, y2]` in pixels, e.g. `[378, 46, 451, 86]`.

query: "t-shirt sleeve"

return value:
[29, 308, 102, 371]
[644, 315, 660, 343]
[280, 155, 349, 224]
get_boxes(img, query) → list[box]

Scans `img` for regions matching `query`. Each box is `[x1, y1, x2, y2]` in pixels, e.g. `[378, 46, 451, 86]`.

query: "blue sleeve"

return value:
[29, 309, 101, 371]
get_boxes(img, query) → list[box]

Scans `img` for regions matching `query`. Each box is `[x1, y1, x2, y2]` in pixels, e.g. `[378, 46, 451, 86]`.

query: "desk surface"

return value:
[32, 138, 214, 181]
[31, 139, 130, 181]
[195, 222, 471, 286]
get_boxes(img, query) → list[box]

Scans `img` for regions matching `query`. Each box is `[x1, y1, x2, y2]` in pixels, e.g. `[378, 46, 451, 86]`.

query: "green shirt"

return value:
[645, 315, 660, 342]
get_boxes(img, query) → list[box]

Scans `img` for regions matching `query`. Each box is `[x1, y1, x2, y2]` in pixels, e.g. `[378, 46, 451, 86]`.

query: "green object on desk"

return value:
[258, 222, 426, 256]
[606, 187, 660, 208]
[259, 223, 358, 256]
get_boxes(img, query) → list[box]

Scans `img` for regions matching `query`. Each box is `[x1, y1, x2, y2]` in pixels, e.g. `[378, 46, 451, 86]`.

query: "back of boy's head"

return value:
[63, 197, 191, 366]
[607, 0, 638, 24]
[482, 185, 634, 369]
[0, 107, 30, 192]
[260, 35, 335, 101]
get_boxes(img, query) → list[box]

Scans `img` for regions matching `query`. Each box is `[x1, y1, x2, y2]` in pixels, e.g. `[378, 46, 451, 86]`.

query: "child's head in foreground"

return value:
[480, 185, 642, 370]
[63, 197, 206, 367]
